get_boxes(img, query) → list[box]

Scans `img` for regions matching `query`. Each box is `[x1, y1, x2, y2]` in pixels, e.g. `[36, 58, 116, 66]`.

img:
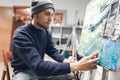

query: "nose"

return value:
[48, 15, 53, 22]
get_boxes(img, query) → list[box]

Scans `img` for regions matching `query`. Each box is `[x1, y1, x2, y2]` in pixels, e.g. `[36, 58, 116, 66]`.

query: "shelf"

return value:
[50, 26, 82, 50]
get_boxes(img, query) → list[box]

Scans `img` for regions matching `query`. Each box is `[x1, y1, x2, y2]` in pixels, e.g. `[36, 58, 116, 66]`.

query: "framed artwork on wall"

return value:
[51, 10, 66, 26]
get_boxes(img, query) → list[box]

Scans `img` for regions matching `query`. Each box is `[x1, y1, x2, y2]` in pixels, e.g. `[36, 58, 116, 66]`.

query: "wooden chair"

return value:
[1, 49, 12, 80]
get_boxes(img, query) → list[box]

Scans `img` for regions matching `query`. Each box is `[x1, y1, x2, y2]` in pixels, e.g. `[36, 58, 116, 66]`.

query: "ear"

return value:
[32, 14, 37, 19]
[32, 14, 39, 22]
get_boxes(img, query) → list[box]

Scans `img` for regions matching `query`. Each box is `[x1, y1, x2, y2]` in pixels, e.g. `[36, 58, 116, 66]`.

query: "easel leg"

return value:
[102, 68, 108, 80]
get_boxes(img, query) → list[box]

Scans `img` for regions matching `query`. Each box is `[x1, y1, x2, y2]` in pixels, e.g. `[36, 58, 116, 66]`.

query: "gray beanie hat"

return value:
[31, 0, 55, 17]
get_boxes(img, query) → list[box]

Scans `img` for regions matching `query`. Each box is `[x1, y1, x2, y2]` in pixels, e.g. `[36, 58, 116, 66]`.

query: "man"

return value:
[11, 0, 99, 80]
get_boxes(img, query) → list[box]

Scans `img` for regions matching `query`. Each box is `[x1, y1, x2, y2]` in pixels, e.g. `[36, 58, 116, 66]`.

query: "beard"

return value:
[36, 15, 47, 29]
[36, 21, 47, 29]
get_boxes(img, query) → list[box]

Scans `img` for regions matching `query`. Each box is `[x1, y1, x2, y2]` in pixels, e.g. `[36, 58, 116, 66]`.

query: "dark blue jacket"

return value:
[11, 23, 70, 76]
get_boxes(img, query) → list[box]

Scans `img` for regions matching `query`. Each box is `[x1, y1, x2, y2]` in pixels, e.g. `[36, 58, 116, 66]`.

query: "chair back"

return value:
[1, 49, 12, 80]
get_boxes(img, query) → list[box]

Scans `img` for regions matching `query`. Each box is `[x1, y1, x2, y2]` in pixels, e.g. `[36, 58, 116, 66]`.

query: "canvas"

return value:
[78, 0, 120, 71]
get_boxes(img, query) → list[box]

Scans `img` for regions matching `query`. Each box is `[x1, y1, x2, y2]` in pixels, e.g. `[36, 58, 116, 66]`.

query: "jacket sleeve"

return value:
[12, 33, 70, 76]
[46, 31, 65, 62]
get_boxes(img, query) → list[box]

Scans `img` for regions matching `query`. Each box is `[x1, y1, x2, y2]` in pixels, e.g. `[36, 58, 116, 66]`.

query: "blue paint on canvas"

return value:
[78, 29, 120, 71]
[98, 40, 120, 71]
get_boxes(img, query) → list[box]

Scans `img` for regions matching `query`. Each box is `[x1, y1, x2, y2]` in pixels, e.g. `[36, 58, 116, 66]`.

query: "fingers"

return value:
[87, 58, 98, 70]
[88, 51, 99, 59]
[89, 64, 97, 70]
[82, 58, 98, 71]
[80, 63, 97, 71]
[88, 58, 98, 66]
[84, 61, 98, 71]
[76, 52, 99, 71]
[88, 58, 98, 63]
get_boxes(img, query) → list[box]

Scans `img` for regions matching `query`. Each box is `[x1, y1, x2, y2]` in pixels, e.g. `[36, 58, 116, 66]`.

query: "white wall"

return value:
[53, 0, 90, 25]
[0, 0, 90, 26]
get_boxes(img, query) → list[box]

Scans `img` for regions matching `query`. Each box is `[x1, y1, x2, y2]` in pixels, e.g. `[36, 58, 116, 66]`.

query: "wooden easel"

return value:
[61, 11, 82, 80]
[61, 25, 80, 80]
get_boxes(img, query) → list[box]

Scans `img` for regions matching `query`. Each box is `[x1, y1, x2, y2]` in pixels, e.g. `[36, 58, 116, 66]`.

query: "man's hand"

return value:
[70, 51, 99, 72]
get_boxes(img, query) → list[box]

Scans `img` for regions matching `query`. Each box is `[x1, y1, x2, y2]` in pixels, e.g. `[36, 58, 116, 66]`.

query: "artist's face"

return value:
[35, 8, 54, 29]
